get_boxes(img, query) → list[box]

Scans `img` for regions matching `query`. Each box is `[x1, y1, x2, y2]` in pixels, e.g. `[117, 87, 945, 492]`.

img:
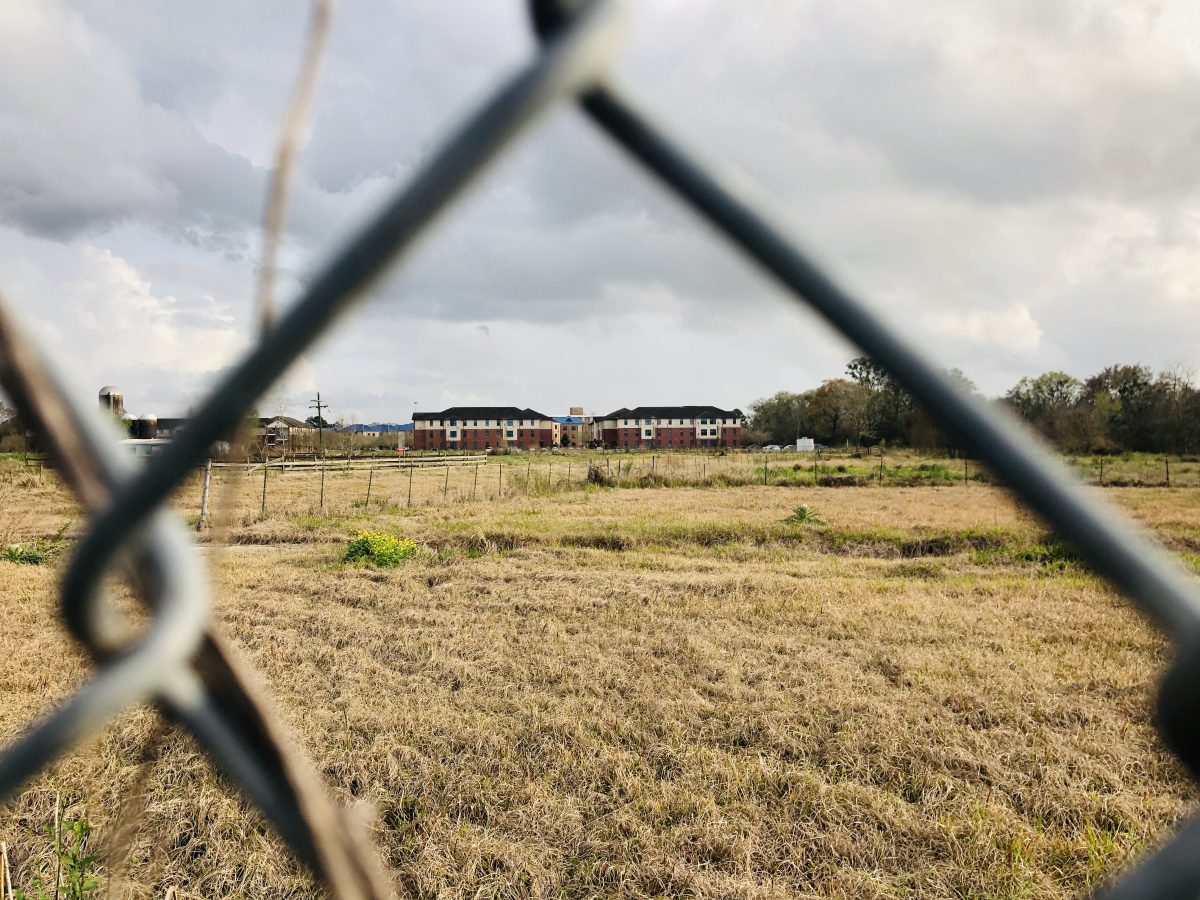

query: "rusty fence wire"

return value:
[0, 1, 1198, 896]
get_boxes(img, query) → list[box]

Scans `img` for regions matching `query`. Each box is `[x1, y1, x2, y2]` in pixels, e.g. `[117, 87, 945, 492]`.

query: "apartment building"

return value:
[553, 407, 591, 447]
[412, 407, 554, 450]
[593, 406, 744, 449]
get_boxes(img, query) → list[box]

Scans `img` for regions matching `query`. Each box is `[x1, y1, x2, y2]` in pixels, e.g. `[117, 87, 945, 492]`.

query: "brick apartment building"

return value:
[412, 407, 555, 450]
[593, 406, 744, 449]
[553, 407, 590, 447]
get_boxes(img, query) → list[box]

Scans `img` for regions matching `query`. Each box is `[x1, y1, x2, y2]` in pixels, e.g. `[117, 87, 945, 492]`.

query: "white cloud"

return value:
[0, 0, 1198, 418]
[0, 225, 246, 412]
[922, 304, 1043, 355]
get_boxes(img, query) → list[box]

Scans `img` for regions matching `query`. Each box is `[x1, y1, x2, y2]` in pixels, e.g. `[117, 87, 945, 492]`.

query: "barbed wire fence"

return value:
[0, 0, 1197, 895]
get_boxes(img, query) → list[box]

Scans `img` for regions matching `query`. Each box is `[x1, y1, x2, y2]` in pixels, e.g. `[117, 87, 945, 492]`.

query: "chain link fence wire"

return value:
[0, 0, 1197, 895]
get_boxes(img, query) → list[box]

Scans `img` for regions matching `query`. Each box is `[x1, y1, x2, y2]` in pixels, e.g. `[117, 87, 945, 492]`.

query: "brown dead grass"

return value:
[0, 467, 1197, 897]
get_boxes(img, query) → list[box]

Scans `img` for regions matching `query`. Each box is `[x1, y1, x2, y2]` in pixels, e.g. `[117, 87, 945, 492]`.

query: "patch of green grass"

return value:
[293, 513, 346, 532]
[756, 460, 978, 487]
[344, 531, 418, 568]
[883, 560, 945, 579]
[970, 540, 1083, 573]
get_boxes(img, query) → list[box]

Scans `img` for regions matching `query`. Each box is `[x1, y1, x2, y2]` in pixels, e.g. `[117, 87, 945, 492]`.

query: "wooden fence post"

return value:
[472, 464, 479, 501]
[407, 463, 414, 507]
[197, 459, 213, 531]
[443, 463, 449, 501]
[261, 460, 269, 517]
[319, 452, 326, 511]
[365, 463, 374, 508]
[1166, 456, 1171, 488]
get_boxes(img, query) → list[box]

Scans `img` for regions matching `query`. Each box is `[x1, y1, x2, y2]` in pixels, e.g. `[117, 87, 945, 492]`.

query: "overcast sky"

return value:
[2, 1, 1199, 424]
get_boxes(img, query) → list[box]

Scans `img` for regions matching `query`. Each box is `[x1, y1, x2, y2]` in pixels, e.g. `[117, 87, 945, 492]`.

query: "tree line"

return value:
[0, 399, 21, 453]
[747, 359, 1200, 455]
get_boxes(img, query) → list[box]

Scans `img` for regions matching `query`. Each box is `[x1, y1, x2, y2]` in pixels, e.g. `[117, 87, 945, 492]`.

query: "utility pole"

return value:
[311, 391, 328, 510]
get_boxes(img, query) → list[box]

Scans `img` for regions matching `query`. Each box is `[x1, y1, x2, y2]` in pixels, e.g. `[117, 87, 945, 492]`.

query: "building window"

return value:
[643, 430, 652, 438]
[506, 431, 515, 439]
[448, 431, 458, 438]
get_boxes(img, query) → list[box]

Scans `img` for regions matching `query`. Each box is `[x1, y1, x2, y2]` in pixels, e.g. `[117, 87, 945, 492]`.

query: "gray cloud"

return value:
[1, 0, 1198, 421]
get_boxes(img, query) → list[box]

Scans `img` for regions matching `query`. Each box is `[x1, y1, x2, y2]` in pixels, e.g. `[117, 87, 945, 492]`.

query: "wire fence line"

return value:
[0, 0, 1196, 895]
[178, 452, 1200, 526]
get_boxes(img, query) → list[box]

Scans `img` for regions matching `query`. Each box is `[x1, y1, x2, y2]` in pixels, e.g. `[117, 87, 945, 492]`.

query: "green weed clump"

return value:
[1, 523, 70, 566]
[15, 815, 101, 900]
[2, 543, 45, 564]
[585, 464, 614, 487]
[344, 531, 418, 568]
[783, 504, 828, 526]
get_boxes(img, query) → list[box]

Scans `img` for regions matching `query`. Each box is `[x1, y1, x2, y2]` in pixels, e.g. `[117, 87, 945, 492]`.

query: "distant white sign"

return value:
[796, 437, 815, 453]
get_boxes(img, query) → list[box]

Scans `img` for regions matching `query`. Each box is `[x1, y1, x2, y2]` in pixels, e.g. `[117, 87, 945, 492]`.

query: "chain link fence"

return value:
[0, 1, 1197, 895]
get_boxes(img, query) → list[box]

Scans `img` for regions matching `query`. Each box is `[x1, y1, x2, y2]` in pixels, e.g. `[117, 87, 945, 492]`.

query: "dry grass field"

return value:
[1, 455, 1199, 897]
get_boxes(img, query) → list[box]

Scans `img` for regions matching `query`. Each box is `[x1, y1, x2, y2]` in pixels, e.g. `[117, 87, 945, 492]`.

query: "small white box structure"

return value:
[796, 437, 815, 453]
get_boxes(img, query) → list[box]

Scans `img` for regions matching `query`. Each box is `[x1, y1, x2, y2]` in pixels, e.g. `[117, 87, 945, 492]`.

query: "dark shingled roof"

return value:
[413, 407, 552, 421]
[259, 416, 314, 429]
[598, 406, 744, 420]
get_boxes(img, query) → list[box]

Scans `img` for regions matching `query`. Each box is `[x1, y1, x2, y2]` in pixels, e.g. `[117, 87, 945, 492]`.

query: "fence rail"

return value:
[229, 453, 487, 472]
[0, 0, 1196, 896]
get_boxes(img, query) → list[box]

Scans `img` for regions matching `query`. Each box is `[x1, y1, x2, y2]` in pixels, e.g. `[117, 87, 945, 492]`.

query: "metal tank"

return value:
[134, 414, 158, 440]
[98, 385, 125, 417]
